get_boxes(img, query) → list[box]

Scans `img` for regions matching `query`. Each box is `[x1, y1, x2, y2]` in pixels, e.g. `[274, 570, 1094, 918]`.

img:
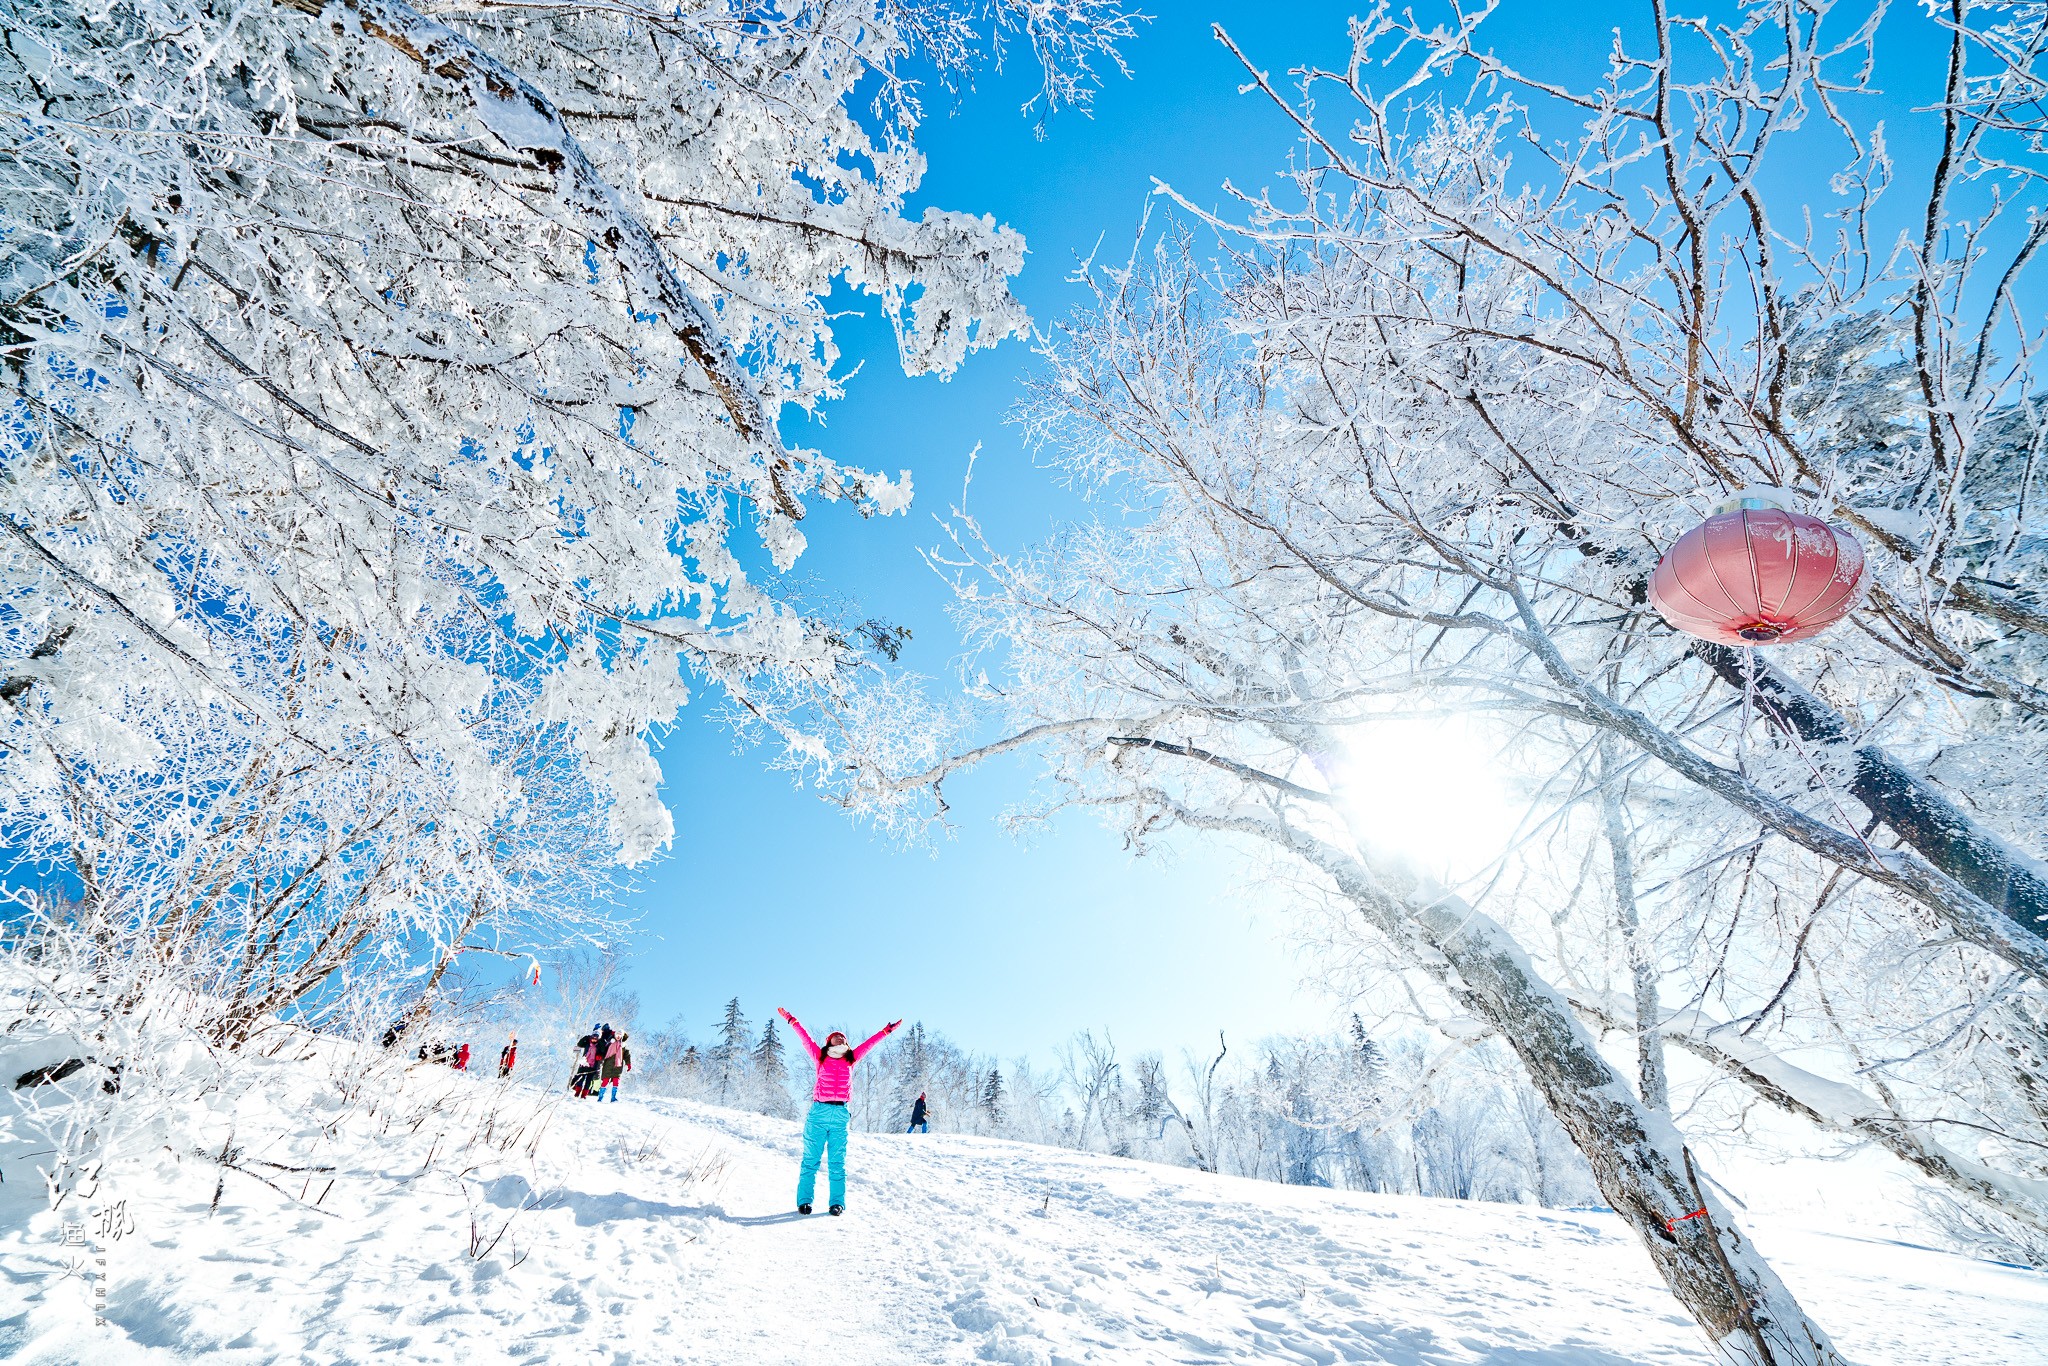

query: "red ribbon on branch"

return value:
[1666, 1207, 1709, 1232]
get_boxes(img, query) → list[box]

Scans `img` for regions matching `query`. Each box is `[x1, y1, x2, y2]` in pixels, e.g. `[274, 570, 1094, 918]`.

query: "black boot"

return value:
[828, 1204, 844, 1216]
[797, 1204, 812, 1215]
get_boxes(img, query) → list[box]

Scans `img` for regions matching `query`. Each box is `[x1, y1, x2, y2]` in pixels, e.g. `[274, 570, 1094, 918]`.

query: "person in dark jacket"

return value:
[570, 1028, 601, 1097]
[907, 1092, 929, 1133]
[498, 1036, 518, 1079]
[585, 1023, 616, 1098]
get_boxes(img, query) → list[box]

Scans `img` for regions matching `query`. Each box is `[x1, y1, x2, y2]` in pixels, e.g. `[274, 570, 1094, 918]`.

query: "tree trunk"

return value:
[1600, 739, 1670, 1110]
[1196, 743, 1852, 1364]
[1165, 1099, 1215, 1174]
[1694, 643, 2048, 937]
[1569, 994, 2048, 1242]
[1515, 592, 2048, 985]
[1351, 867, 1843, 1363]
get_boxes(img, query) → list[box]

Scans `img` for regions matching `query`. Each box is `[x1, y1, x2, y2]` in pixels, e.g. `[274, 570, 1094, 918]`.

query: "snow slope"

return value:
[2, 1069, 2043, 1365]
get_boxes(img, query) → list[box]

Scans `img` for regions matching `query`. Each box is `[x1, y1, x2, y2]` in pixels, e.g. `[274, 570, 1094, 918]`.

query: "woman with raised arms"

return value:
[777, 1008, 900, 1216]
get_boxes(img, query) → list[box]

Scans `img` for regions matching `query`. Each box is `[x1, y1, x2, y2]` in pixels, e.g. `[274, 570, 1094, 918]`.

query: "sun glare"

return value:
[1331, 718, 1523, 884]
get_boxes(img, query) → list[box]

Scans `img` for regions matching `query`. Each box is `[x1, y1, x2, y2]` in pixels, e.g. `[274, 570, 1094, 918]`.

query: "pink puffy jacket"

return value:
[780, 1011, 896, 1103]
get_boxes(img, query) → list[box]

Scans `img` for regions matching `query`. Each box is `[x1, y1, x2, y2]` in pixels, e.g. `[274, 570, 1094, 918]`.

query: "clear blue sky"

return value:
[615, 1, 1955, 1063]
[622, 4, 1373, 1063]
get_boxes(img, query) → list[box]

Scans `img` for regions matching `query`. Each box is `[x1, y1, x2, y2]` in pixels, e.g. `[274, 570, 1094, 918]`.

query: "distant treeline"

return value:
[627, 996, 1598, 1208]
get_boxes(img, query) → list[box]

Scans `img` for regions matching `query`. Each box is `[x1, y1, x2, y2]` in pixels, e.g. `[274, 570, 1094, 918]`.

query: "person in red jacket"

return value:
[452, 1043, 470, 1071]
[498, 1036, 518, 1079]
[778, 1007, 899, 1215]
[597, 1032, 633, 1101]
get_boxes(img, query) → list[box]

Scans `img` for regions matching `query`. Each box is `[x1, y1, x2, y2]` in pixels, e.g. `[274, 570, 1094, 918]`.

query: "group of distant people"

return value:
[388, 1021, 635, 1100]
[376, 1024, 544, 1087]
[570, 1022, 633, 1100]
[394, 1037, 520, 1076]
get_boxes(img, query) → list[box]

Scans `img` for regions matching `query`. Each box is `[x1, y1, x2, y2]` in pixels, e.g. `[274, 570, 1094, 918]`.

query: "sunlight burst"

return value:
[1331, 718, 1523, 884]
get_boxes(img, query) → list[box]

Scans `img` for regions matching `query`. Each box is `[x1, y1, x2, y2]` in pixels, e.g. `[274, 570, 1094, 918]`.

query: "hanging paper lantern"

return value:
[1648, 496, 1867, 645]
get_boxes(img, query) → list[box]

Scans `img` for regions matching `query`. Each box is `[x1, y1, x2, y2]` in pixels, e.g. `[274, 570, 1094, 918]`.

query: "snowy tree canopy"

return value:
[0, 0, 1138, 866]
[0, 0, 1141, 1035]
[823, 2, 2048, 1360]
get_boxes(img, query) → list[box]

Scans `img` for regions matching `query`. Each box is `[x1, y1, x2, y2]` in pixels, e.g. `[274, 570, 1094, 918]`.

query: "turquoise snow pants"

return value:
[796, 1101, 849, 1208]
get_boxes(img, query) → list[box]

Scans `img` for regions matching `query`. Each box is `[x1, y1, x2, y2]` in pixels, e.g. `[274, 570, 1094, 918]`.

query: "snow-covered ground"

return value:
[2, 1060, 2043, 1365]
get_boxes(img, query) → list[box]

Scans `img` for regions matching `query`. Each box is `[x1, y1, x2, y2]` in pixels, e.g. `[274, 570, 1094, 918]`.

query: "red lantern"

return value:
[1648, 497, 1867, 645]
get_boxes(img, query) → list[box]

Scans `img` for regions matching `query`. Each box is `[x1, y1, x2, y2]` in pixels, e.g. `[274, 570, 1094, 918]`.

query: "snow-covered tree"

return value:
[4, 617, 623, 1045]
[1131, 1054, 1169, 1130]
[0, 0, 1139, 1042]
[636, 1020, 697, 1098]
[980, 1066, 1006, 1129]
[892, 1020, 932, 1120]
[750, 1020, 791, 1117]
[1055, 1028, 1120, 1149]
[709, 997, 750, 1104]
[830, 2, 2048, 1357]
[1347, 1018, 1387, 1107]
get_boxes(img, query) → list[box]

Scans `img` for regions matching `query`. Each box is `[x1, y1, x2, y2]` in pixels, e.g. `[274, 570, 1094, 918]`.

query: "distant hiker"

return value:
[598, 1032, 633, 1102]
[907, 1092, 929, 1134]
[570, 1027, 601, 1098]
[587, 1022, 617, 1098]
[498, 1036, 518, 1079]
[453, 1043, 471, 1071]
[581, 1027, 607, 1098]
[778, 1007, 900, 1215]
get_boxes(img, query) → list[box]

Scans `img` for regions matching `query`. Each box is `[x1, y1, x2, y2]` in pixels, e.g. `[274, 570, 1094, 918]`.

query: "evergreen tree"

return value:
[752, 1020, 791, 1116]
[1350, 1014, 1387, 1101]
[710, 997, 750, 1103]
[898, 1022, 931, 1109]
[1341, 1016, 1394, 1192]
[980, 1067, 1006, 1128]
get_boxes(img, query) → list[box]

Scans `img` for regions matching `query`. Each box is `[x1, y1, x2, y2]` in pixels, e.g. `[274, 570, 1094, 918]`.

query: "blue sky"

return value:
[613, 0, 1958, 1063]
[620, 3, 1378, 1063]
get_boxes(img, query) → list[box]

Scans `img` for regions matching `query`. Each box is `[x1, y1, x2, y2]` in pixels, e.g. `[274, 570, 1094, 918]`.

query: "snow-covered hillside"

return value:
[2, 1056, 2042, 1366]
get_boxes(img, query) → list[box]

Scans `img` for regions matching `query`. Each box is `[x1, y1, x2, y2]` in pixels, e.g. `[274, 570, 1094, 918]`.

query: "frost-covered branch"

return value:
[1572, 992, 2048, 1241]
